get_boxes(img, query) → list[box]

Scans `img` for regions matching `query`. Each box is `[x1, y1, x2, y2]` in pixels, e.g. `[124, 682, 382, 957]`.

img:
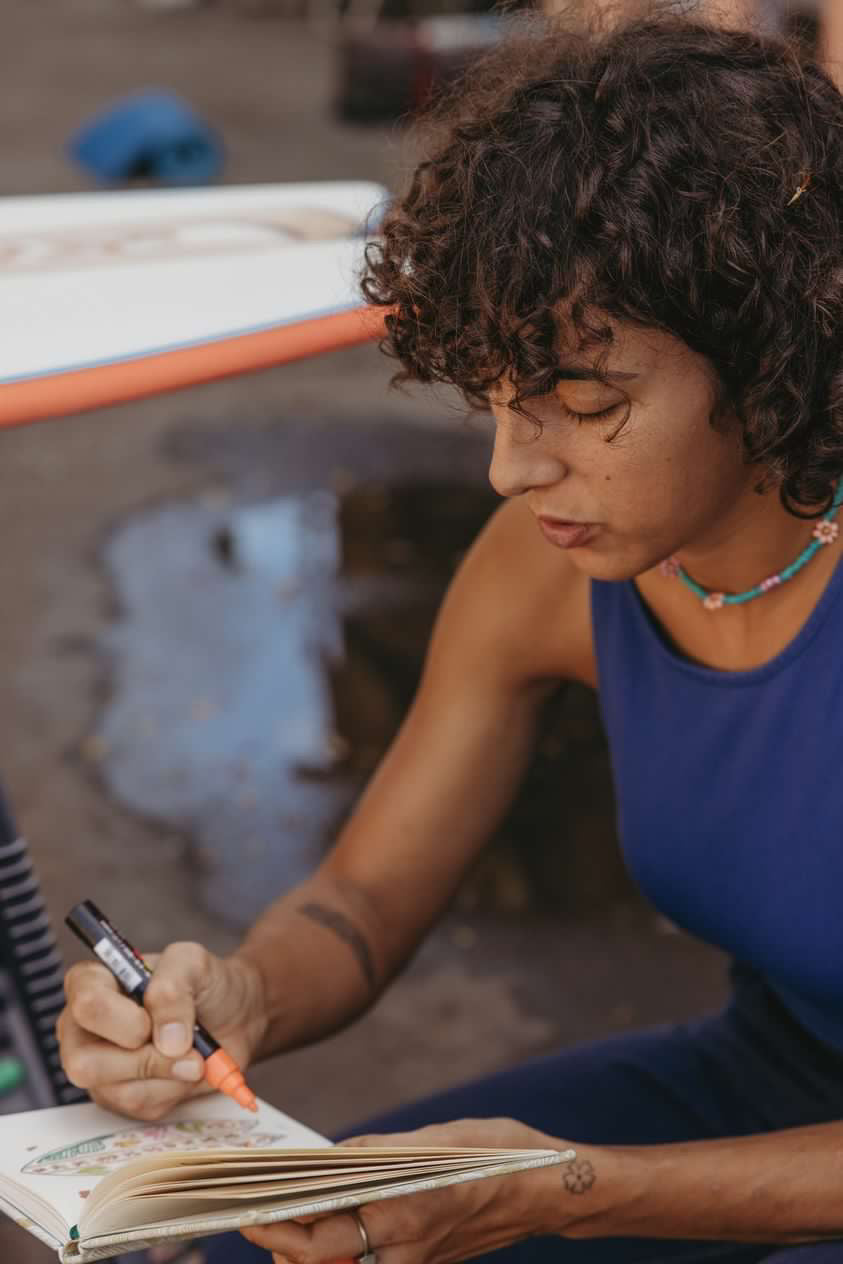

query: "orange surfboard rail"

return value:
[0, 305, 386, 430]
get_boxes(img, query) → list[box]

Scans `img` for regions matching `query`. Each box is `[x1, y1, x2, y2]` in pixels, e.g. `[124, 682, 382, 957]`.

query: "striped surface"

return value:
[0, 804, 84, 1104]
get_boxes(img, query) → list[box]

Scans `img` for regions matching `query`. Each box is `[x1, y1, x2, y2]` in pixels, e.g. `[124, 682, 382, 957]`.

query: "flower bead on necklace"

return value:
[660, 482, 843, 611]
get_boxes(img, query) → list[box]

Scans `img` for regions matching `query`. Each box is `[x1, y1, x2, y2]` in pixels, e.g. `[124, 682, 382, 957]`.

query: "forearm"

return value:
[231, 513, 556, 1064]
[232, 865, 396, 1061]
[530, 1123, 843, 1244]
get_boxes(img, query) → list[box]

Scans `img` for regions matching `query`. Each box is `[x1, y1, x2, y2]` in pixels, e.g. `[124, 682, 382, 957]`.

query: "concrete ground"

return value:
[0, 2, 729, 1260]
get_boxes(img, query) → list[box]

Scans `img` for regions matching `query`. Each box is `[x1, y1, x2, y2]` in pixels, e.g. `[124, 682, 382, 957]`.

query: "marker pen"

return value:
[66, 900, 257, 1113]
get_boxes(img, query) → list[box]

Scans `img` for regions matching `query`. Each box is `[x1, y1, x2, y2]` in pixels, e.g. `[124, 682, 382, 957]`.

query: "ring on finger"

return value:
[352, 1208, 377, 1264]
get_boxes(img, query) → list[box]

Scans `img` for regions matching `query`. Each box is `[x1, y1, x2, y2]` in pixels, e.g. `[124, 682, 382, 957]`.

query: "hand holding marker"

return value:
[65, 901, 257, 1113]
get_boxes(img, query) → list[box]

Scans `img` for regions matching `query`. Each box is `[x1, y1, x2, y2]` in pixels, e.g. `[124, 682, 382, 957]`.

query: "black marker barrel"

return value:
[66, 900, 151, 1001]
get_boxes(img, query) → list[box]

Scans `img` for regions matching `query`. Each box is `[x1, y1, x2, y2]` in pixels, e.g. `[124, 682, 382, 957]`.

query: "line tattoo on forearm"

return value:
[562, 1158, 596, 1195]
[297, 902, 377, 990]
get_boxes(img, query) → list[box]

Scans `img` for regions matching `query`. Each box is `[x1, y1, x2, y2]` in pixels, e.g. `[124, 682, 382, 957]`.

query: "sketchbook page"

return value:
[70, 1151, 570, 1262]
[1, 1094, 326, 1240]
[112, 1151, 529, 1198]
[0, 1100, 129, 1236]
[83, 1150, 542, 1237]
[84, 1141, 528, 1218]
[84, 1155, 550, 1236]
[79, 1097, 326, 1218]
[83, 1146, 546, 1228]
[83, 1144, 546, 1226]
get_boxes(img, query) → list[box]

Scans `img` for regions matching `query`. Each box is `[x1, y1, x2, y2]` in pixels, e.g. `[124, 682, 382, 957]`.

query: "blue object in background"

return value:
[68, 90, 223, 186]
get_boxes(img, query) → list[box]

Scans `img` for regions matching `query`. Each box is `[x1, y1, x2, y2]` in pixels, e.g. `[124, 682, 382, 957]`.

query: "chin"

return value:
[565, 547, 658, 584]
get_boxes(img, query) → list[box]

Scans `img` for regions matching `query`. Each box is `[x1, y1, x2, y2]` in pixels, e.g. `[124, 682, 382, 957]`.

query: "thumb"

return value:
[143, 941, 217, 1059]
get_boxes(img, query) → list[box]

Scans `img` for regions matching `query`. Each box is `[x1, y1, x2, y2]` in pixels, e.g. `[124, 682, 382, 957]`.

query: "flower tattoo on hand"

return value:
[562, 1158, 596, 1194]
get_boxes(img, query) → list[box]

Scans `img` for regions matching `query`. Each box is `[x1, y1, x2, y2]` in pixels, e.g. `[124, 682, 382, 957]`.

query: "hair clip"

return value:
[787, 174, 811, 206]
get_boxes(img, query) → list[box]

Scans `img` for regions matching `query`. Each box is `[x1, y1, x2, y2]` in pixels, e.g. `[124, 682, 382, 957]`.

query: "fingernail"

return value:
[172, 1058, 202, 1082]
[158, 1022, 188, 1057]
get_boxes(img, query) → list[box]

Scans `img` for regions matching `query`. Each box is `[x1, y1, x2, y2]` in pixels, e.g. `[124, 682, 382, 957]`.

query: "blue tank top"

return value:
[591, 561, 843, 1050]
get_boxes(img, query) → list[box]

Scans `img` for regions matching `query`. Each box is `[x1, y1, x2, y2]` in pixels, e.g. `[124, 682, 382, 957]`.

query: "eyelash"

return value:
[560, 402, 622, 423]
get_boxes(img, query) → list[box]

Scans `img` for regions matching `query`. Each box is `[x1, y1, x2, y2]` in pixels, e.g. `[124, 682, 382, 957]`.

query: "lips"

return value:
[536, 516, 598, 549]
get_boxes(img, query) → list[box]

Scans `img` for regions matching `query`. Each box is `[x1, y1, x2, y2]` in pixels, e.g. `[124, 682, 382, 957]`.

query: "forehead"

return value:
[551, 321, 701, 385]
[487, 324, 709, 409]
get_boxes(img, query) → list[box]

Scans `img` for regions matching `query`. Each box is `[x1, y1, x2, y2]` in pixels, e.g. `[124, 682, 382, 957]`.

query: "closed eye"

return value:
[560, 401, 623, 423]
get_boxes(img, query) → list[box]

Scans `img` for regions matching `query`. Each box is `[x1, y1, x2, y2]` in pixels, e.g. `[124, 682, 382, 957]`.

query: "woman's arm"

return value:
[529, 1122, 843, 1244]
[241, 1115, 843, 1263]
[59, 499, 588, 1116]
[235, 497, 587, 1058]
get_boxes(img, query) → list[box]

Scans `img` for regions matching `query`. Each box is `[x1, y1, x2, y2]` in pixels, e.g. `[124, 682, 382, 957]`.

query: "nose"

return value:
[488, 414, 568, 499]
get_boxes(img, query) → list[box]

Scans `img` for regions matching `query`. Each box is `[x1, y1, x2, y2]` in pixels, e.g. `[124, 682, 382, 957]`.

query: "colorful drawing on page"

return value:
[22, 1120, 286, 1176]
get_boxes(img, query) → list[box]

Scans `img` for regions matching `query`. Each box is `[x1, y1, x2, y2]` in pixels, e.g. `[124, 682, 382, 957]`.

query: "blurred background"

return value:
[0, 0, 827, 1258]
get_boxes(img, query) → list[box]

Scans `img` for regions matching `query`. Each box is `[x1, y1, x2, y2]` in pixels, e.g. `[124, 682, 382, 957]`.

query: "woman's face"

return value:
[487, 321, 759, 581]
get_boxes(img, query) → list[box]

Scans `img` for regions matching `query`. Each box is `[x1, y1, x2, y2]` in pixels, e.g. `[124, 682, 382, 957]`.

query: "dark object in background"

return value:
[332, 481, 634, 916]
[336, 15, 504, 123]
[0, 977, 25, 1099]
[68, 90, 224, 186]
[0, 788, 84, 1107]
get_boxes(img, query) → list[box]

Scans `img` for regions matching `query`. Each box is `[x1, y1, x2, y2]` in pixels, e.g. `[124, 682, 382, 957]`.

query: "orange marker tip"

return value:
[234, 1083, 259, 1113]
[204, 1048, 258, 1112]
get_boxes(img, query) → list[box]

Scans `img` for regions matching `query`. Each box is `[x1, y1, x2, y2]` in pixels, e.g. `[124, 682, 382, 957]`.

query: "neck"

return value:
[638, 481, 843, 672]
[675, 484, 828, 597]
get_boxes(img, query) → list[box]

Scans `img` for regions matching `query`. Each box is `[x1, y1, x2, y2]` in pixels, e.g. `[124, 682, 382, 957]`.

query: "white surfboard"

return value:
[0, 181, 388, 427]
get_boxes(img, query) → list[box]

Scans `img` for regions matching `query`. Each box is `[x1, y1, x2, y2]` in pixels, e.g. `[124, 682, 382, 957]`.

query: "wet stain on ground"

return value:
[90, 414, 632, 929]
[97, 492, 351, 927]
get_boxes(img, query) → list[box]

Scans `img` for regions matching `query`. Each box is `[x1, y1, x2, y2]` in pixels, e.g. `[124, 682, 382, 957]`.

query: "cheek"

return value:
[616, 412, 739, 515]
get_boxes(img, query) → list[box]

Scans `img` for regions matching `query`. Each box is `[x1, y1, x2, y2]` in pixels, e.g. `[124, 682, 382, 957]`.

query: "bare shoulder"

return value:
[429, 497, 596, 691]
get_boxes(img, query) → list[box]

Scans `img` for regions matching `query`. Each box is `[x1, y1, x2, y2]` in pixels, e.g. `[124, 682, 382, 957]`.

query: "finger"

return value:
[143, 942, 217, 1059]
[63, 963, 151, 1049]
[337, 1131, 421, 1149]
[60, 993, 204, 1087]
[269, 1258, 355, 1264]
[147, 1246, 207, 1264]
[61, 1018, 205, 1090]
[242, 1211, 368, 1262]
[93, 1077, 212, 1122]
[338, 1121, 478, 1149]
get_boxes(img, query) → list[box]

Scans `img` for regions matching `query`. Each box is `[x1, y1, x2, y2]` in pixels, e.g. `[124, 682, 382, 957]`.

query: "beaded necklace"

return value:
[659, 481, 843, 611]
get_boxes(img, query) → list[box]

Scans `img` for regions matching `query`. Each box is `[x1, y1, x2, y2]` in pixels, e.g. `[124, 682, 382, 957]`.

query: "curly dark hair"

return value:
[362, 4, 843, 516]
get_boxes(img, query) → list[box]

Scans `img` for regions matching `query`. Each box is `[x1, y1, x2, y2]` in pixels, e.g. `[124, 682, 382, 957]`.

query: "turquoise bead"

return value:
[675, 482, 843, 608]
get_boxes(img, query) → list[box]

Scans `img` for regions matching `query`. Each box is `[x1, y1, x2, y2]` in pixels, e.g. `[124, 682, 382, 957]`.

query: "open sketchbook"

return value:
[0, 1096, 571, 1262]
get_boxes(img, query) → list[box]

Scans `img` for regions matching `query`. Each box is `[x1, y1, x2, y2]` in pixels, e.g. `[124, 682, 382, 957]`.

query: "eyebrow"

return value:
[554, 365, 639, 382]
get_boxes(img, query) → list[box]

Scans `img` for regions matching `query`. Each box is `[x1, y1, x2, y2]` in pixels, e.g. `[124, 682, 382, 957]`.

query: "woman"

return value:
[58, 7, 843, 1262]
